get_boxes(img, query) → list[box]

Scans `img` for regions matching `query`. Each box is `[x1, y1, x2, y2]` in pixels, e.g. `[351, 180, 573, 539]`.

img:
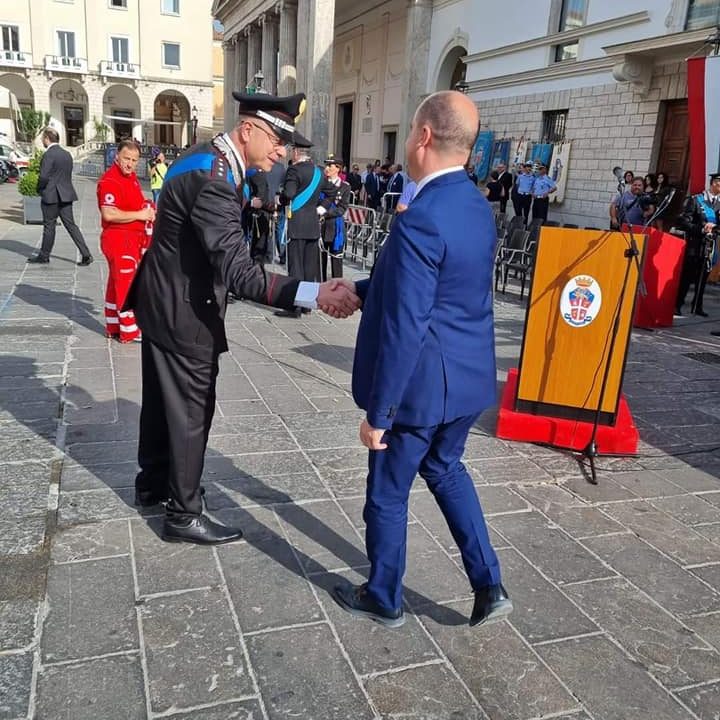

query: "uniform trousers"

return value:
[39, 201, 91, 260]
[676, 249, 709, 313]
[101, 229, 142, 342]
[364, 414, 501, 610]
[516, 194, 532, 221]
[532, 197, 550, 223]
[136, 339, 219, 516]
[321, 245, 344, 281]
[248, 212, 270, 264]
[287, 237, 321, 282]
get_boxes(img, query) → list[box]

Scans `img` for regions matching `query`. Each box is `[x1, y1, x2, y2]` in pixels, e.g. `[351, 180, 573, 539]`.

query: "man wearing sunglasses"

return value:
[125, 92, 361, 545]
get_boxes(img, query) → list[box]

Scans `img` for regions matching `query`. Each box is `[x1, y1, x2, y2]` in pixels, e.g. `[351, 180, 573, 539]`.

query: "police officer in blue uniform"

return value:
[531, 163, 557, 223]
[513, 162, 535, 222]
[126, 92, 360, 545]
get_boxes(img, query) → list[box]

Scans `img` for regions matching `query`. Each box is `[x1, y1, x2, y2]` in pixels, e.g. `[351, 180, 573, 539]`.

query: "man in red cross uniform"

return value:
[97, 140, 155, 343]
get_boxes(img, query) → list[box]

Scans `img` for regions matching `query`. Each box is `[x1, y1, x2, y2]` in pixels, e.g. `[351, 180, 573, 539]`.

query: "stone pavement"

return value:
[1, 177, 720, 720]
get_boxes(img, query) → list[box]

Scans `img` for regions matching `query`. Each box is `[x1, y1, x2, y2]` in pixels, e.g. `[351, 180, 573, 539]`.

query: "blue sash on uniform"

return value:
[291, 167, 322, 213]
[696, 194, 719, 265]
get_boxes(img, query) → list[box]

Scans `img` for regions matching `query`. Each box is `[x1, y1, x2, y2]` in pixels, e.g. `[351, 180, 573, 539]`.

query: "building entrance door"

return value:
[658, 99, 689, 224]
[336, 101, 353, 166]
[113, 110, 133, 141]
[63, 105, 85, 146]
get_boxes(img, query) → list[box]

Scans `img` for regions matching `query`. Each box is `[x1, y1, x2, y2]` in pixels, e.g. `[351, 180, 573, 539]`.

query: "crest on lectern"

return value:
[560, 275, 602, 327]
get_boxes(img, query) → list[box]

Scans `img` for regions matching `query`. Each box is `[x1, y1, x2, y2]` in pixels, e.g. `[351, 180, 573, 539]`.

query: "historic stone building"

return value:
[428, 0, 720, 226]
[213, 0, 433, 165]
[0, 0, 214, 148]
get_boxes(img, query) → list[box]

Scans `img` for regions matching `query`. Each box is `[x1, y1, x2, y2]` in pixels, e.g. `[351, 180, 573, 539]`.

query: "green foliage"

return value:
[19, 109, 51, 142]
[17, 151, 43, 196]
[93, 116, 109, 141]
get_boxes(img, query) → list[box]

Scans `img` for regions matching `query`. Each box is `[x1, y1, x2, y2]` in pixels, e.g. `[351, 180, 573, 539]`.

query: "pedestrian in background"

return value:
[149, 149, 167, 203]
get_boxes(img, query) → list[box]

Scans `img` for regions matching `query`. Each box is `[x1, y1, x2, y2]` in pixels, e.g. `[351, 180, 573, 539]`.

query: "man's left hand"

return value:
[360, 419, 387, 450]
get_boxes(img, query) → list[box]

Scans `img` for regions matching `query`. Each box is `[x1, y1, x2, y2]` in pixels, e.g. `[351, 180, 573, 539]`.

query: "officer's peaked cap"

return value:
[324, 154, 343, 166]
[709, 170, 720, 182]
[232, 91, 311, 145]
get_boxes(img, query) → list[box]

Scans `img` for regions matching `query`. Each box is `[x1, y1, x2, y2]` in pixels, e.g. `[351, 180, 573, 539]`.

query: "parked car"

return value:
[0, 143, 29, 176]
[0, 157, 19, 182]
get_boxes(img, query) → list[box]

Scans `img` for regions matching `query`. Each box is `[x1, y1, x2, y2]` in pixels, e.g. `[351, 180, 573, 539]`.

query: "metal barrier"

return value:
[344, 204, 377, 269]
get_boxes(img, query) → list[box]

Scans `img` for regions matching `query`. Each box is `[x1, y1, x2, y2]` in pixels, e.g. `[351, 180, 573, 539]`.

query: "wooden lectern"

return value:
[497, 228, 645, 457]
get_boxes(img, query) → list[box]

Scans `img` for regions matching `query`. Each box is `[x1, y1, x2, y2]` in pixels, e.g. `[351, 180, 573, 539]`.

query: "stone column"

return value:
[247, 22, 262, 88]
[398, 0, 433, 153]
[277, 0, 297, 96]
[295, 0, 335, 158]
[261, 12, 279, 94]
[235, 31, 248, 97]
[223, 40, 236, 132]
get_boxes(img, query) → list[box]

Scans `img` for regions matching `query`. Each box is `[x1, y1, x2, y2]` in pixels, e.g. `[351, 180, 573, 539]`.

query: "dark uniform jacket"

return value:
[37, 144, 79, 204]
[125, 140, 299, 362]
[678, 192, 720, 258]
[320, 179, 351, 250]
[281, 160, 325, 239]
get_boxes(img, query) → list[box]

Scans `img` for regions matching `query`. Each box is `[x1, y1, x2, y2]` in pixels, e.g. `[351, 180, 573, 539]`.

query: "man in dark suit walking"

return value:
[364, 165, 382, 209]
[330, 90, 511, 629]
[27, 127, 93, 265]
[496, 163, 513, 213]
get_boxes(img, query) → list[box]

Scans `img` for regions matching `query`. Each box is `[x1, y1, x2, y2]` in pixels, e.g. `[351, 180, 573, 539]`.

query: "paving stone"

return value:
[208, 429, 298, 456]
[203, 451, 315, 482]
[212, 472, 330, 507]
[582, 534, 720, 616]
[217, 509, 323, 633]
[691, 564, 720, 593]
[51, 520, 130, 563]
[563, 474, 638, 502]
[216, 398, 271, 415]
[303, 395, 359, 411]
[365, 663, 483, 719]
[307, 447, 370, 496]
[42, 556, 137, 663]
[424, 600, 577, 719]
[274, 499, 367, 574]
[0, 513, 47, 555]
[491, 511, 612, 585]
[538, 635, 698, 720]
[496, 548, 598, 644]
[684, 612, 720, 652]
[35, 654, 145, 720]
[654, 468, 720, 493]
[60, 461, 136, 492]
[141, 587, 253, 714]
[467, 455, 553, 483]
[66, 439, 138, 465]
[0, 652, 32, 719]
[565, 577, 720, 688]
[651, 494, 720, 526]
[0, 599, 37, 651]
[600, 500, 719, 566]
[57, 487, 136, 527]
[609, 470, 688, 498]
[695, 523, 720, 545]
[676, 682, 720, 720]
[131, 518, 221, 597]
[247, 624, 374, 720]
[166, 700, 264, 719]
[313, 568, 440, 676]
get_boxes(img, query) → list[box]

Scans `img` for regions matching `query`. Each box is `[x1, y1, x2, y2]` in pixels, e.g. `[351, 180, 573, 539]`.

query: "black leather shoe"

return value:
[27, 255, 49, 264]
[77, 255, 93, 266]
[470, 583, 513, 627]
[162, 513, 243, 545]
[332, 582, 405, 628]
[274, 308, 302, 318]
[694, 309, 709, 317]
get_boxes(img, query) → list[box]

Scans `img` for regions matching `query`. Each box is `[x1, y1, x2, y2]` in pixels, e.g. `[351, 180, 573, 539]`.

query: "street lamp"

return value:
[191, 105, 198, 145]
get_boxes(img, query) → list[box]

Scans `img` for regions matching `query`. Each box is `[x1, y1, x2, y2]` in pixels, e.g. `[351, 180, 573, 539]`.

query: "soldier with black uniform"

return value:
[125, 92, 360, 545]
[276, 139, 326, 318]
[319, 155, 352, 281]
[244, 169, 274, 265]
[676, 171, 720, 318]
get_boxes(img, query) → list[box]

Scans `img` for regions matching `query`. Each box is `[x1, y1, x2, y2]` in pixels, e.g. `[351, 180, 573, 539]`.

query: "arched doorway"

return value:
[103, 84, 142, 142]
[435, 45, 468, 92]
[153, 90, 190, 147]
[0, 73, 34, 109]
[49, 78, 89, 147]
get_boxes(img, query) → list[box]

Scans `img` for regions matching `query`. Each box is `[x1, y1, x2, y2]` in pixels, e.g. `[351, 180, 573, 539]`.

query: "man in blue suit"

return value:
[329, 90, 511, 629]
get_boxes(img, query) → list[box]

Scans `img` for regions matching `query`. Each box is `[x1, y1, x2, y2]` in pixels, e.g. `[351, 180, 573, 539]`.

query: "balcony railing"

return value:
[44, 55, 88, 73]
[99, 60, 140, 79]
[0, 50, 32, 68]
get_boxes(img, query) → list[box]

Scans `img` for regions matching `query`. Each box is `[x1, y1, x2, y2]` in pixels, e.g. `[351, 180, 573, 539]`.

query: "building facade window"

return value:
[161, 0, 180, 15]
[109, 0, 127, 8]
[542, 110, 568, 143]
[1, 25, 20, 53]
[685, 0, 720, 29]
[57, 30, 76, 58]
[110, 36, 129, 63]
[552, 0, 588, 62]
[162, 42, 180, 68]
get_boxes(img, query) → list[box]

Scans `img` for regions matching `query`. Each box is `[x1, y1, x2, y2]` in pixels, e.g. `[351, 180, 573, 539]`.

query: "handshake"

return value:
[316, 278, 361, 319]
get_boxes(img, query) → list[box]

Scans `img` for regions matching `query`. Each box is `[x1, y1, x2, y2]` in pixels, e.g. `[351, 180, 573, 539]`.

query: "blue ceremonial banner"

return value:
[491, 139, 511, 169]
[530, 143, 553, 167]
[471, 130, 494, 181]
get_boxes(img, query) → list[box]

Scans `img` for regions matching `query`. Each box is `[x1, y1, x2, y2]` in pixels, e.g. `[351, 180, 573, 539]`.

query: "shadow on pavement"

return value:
[0, 354, 466, 625]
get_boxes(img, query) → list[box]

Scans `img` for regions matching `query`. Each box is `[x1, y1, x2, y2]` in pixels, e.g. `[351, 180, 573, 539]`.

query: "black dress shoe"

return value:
[694, 309, 709, 317]
[274, 308, 302, 318]
[332, 582, 405, 628]
[470, 583, 513, 627]
[27, 255, 49, 264]
[162, 513, 243, 545]
[77, 255, 93, 266]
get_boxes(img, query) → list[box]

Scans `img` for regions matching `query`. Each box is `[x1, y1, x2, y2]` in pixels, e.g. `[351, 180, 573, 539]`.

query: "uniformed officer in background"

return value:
[244, 169, 275, 265]
[531, 163, 557, 224]
[318, 154, 352, 280]
[512, 162, 535, 222]
[125, 92, 360, 545]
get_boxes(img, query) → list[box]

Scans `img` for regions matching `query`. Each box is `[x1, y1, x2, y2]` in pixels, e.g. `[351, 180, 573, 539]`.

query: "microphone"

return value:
[644, 187, 676, 228]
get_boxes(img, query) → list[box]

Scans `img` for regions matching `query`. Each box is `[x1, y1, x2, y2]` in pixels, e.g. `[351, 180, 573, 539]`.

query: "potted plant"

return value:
[18, 150, 43, 224]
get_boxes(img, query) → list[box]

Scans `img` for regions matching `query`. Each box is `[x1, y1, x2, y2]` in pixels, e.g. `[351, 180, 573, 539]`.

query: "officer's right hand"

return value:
[139, 206, 156, 222]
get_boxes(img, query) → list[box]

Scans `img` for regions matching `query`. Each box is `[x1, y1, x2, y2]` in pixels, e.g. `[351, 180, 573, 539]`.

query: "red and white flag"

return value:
[688, 54, 720, 194]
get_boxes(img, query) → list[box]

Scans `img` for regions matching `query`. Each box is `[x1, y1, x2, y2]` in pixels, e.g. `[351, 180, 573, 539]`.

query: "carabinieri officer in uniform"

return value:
[125, 92, 360, 545]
